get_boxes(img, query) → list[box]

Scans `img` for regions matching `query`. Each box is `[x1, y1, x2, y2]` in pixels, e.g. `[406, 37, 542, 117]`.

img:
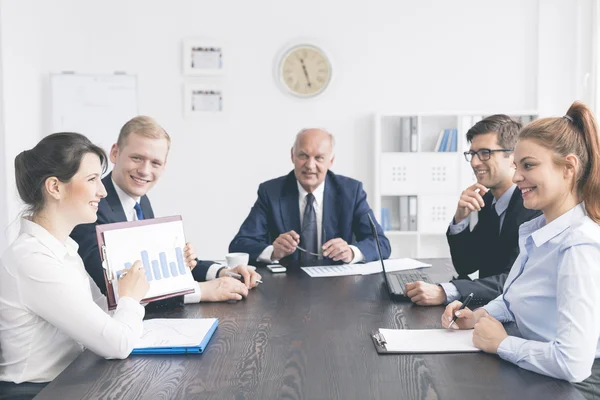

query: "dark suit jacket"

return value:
[70, 173, 214, 295]
[229, 170, 391, 264]
[446, 187, 541, 306]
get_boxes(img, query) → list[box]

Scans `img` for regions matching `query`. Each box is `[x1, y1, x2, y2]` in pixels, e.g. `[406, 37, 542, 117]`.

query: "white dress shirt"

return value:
[112, 179, 222, 303]
[483, 203, 600, 382]
[258, 180, 364, 264]
[0, 219, 145, 383]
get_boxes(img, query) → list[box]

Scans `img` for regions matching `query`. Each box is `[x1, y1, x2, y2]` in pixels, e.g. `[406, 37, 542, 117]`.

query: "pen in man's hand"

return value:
[225, 271, 263, 284]
[447, 292, 474, 329]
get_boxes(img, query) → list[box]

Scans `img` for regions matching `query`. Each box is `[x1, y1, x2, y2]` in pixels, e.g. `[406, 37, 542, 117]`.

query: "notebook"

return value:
[132, 318, 218, 355]
[371, 328, 480, 354]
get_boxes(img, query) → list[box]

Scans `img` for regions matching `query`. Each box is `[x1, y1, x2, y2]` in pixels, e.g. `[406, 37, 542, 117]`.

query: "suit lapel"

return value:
[499, 188, 522, 238]
[280, 172, 301, 234]
[140, 196, 154, 219]
[322, 172, 339, 241]
[103, 173, 128, 222]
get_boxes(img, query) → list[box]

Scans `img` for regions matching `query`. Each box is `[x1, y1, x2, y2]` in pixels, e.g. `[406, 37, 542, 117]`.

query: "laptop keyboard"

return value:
[389, 271, 433, 295]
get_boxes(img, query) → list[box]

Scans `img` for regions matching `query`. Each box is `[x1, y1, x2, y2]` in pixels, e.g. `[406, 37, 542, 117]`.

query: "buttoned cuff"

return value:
[116, 296, 146, 318]
[258, 245, 275, 263]
[184, 283, 202, 304]
[206, 263, 224, 281]
[448, 216, 470, 235]
[497, 336, 525, 364]
[348, 245, 365, 264]
[440, 282, 460, 304]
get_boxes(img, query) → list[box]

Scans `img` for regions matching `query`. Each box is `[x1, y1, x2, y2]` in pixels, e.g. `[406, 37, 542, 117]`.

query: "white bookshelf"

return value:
[373, 111, 537, 259]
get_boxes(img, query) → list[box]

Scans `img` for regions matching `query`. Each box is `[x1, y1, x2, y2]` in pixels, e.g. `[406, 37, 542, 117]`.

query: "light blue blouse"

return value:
[483, 203, 600, 382]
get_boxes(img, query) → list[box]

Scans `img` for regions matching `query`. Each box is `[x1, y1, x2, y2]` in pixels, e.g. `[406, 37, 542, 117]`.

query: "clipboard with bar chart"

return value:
[96, 216, 196, 310]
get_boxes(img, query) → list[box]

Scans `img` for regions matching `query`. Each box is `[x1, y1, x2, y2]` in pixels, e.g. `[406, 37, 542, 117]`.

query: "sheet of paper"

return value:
[358, 258, 432, 275]
[135, 318, 217, 349]
[300, 265, 359, 277]
[378, 328, 480, 353]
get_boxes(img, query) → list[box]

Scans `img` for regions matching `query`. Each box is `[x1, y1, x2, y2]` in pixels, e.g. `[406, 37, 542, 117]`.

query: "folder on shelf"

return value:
[132, 318, 218, 355]
[437, 129, 450, 152]
[408, 196, 418, 231]
[371, 328, 481, 354]
[434, 129, 445, 153]
[399, 196, 409, 231]
[410, 116, 418, 152]
[96, 216, 197, 310]
[401, 118, 411, 152]
[449, 128, 458, 152]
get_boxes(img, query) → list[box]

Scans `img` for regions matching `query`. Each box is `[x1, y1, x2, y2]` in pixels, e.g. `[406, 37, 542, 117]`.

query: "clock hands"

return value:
[299, 58, 312, 88]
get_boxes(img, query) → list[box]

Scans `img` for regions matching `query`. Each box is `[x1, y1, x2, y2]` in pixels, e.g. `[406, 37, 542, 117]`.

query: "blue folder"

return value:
[131, 318, 218, 355]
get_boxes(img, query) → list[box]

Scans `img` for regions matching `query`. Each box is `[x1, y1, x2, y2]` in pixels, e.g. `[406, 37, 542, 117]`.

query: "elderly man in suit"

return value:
[71, 116, 260, 304]
[229, 128, 390, 266]
[404, 115, 541, 307]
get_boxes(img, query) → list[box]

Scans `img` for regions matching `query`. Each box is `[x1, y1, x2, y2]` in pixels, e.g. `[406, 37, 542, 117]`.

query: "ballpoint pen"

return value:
[225, 271, 263, 284]
[447, 292, 474, 329]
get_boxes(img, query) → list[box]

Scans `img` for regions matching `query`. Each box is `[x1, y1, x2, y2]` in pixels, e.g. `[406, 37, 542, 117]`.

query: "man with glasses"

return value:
[229, 128, 390, 266]
[405, 115, 541, 307]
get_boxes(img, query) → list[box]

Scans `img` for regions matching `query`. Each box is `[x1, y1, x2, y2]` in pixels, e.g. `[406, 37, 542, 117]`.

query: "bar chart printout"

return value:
[102, 219, 197, 302]
[117, 248, 188, 281]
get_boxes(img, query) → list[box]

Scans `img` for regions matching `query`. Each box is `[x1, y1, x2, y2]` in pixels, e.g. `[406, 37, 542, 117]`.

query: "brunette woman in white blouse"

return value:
[0, 133, 149, 397]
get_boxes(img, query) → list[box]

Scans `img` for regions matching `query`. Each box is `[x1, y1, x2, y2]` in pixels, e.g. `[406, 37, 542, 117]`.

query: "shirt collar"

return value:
[297, 179, 326, 206]
[492, 184, 517, 216]
[112, 177, 141, 213]
[19, 218, 79, 260]
[529, 203, 586, 247]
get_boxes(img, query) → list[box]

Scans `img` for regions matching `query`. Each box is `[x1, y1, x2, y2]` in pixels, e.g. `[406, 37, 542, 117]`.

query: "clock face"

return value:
[279, 45, 332, 97]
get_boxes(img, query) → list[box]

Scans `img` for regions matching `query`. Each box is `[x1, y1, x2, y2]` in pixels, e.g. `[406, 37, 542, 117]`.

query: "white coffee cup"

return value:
[225, 252, 249, 268]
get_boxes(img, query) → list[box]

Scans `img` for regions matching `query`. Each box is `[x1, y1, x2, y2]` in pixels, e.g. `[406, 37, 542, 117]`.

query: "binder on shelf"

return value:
[399, 196, 409, 231]
[410, 116, 418, 152]
[434, 129, 445, 153]
[96, 216, 197, 310]
[449, 128, 458, 152]
[132, 318, 218, 355]
[437, 129, 450, 152]
[401, 118, 411, 152]
[408, 196, 418, 231]
[381, 208, 391, 231]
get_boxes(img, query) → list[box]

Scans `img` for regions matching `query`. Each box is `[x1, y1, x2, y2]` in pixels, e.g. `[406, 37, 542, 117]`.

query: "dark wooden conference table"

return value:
[35, 259, 584, 400]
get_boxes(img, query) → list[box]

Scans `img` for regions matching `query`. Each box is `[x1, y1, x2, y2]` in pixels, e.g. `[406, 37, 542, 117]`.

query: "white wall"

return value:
[0, 4, 7, 254]
[0, 0, 592, 258]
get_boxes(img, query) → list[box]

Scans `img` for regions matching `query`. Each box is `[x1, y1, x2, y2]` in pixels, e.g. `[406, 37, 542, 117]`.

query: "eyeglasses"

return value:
[296, 225, 327, 257]
[463, 148, 513, 162]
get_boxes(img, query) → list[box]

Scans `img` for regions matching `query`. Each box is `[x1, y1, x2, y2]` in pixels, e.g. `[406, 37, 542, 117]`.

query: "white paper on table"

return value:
[357, 258, 432, 275]
[136, 318, 217, 348]
[300, 264, 359, 277]
[378, 328, 480, 353]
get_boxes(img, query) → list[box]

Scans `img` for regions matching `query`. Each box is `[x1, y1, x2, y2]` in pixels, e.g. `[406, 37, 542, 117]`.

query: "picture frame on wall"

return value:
[184, 83, 224, 116]
[183, 39, 224, 75]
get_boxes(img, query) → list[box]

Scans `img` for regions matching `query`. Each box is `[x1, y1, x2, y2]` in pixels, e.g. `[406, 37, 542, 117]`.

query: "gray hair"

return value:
[291, 128, 336, 156]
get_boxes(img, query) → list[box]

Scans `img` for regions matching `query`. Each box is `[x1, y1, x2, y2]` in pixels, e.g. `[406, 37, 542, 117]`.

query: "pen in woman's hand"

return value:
[447, 292, 474, 329]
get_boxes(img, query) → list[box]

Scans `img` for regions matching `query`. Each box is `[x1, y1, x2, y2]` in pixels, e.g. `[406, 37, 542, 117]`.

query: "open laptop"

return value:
[367, 214, 433, 297]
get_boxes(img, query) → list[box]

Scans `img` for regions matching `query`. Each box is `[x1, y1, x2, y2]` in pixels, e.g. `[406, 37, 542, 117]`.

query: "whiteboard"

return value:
[50, 73, 138, 154]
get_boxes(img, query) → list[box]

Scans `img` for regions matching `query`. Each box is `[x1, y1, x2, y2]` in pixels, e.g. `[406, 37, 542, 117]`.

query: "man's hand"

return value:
[454, 183, 489, 223]
[199, 277, 249, 302]
[219, 265, 262, 288]
[322, 238, 354, 263]
[404, 281, 447, 306]
[272, 231, 300, 261]
[184, 242, 198, 270]
[473, 315, 507, 353]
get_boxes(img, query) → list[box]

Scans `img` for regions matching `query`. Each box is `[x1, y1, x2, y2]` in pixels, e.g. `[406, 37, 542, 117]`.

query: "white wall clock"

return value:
[276, 43, 333, 98]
